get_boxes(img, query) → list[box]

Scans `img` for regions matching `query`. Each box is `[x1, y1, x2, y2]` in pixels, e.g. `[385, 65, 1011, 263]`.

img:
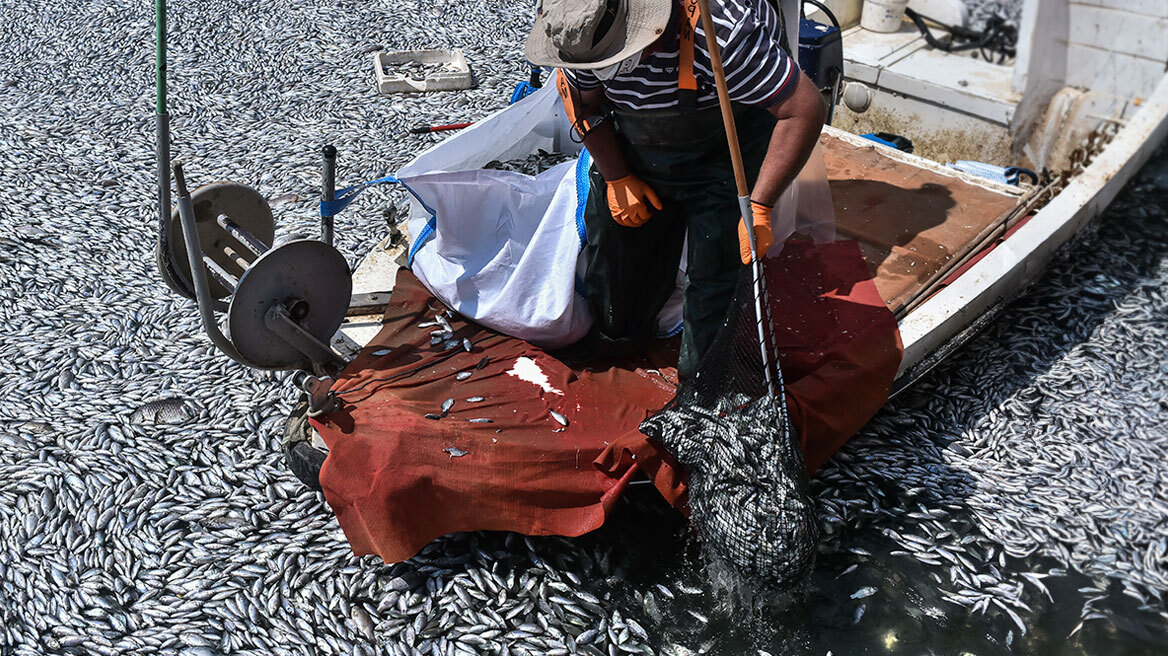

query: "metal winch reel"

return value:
[160, 181, 276, 302]
[160, 161, 351, 375]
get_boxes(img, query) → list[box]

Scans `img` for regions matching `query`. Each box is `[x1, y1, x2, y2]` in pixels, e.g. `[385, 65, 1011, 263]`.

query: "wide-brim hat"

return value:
[525, 0, 673, 70]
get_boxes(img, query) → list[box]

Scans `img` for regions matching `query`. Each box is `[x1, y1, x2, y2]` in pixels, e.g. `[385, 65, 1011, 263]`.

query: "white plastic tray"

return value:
[373, 49, 472, 94]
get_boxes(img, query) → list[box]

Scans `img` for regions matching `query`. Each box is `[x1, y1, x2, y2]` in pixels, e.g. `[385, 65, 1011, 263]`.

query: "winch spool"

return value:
[227, 239, 350, 370]
[161, 182, 276, 300]
[162, 161, 351, 374]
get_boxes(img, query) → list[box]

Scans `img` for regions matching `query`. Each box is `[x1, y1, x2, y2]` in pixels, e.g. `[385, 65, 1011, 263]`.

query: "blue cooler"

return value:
[798, 17, 843, 94]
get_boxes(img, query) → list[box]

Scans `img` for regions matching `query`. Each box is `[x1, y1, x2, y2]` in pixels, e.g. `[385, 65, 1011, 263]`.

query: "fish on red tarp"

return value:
[309, 239, 902, 563]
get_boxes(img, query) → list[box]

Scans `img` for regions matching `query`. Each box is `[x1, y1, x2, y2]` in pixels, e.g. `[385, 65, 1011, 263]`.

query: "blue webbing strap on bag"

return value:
[321, 174, 440, 267]
[319, 174, 437, 217]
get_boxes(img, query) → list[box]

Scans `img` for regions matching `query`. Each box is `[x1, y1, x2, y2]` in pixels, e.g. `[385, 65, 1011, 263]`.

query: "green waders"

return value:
[580, 103, 777, 378]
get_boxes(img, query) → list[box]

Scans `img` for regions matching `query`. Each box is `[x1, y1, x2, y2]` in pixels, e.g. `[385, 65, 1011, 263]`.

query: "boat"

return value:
[157, 0, 1168, 563]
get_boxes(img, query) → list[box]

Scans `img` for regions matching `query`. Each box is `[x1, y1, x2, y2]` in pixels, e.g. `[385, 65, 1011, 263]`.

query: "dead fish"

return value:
[687, 610, 709, 624]
[16, 421, 49, 434]
[269, 193, 303, 207]
[626, 619, 649, 642]
[436, 315, 451, 331]
[468, 418, 492, 424]
[371, 348, 391, 356]
[443, 339, 461, 351]
[853, 604, 866, 624]
[418, 320, 440, 328]
[475, 356, 489, 370]
[441, 398, 455, 414]
[466, 396, 485, 403]
[424, 413, 442, 420]
[430, 336, 443, 346]
[850, 587, 877, 599]
[548, 410, 568, 427]
[456, 371, 472, 381]
[444, 447, 468, 458]
[131, 397, 196, 425]
[462, 338, 472, 352]
[352, 607, 375, 641]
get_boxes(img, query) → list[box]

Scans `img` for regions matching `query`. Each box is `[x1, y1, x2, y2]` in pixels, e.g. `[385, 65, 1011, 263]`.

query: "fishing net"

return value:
[640, 262, 819, 592]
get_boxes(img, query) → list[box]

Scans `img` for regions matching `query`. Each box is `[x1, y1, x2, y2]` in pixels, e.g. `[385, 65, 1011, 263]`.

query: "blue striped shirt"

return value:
[564, 0, 799, 111]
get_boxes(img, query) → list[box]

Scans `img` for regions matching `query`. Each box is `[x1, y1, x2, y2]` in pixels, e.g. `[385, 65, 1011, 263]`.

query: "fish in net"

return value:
[640, 263, 818, 595]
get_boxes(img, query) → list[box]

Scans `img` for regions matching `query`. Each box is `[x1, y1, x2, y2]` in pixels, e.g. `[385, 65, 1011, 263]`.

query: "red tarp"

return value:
[310, 239, 902, 563]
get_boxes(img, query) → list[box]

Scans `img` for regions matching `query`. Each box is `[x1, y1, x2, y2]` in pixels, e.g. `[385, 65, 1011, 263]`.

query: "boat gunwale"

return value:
[894, 73, 1168, 381]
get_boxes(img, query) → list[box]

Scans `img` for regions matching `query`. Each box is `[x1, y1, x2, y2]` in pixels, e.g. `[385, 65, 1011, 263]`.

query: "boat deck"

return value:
[822, 131, 1023, 315]
[336, 129, 1027, 356]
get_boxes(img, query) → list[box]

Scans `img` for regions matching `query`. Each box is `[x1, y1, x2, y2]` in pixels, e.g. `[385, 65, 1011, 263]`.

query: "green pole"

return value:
[156, 0, 166, 115]
[155, 0, 178, 292]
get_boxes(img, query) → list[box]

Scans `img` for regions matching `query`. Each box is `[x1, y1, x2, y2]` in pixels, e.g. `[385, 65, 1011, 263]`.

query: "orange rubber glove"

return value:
[606, 175, 663, 227]
[738, 200, 774, 264]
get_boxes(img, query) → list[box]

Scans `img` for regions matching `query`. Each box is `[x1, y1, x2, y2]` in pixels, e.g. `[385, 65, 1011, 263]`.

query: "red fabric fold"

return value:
[311, 239, 902, 562]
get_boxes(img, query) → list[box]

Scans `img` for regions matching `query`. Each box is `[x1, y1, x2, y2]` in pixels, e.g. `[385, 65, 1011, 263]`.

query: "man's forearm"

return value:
[567, 86, 633, 182]
[582, 120, 632, 181]
[750, 73, 826, 206]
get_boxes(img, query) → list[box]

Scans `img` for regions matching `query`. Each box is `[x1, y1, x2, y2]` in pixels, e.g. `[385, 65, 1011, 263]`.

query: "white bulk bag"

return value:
[397, 85, 683, 348]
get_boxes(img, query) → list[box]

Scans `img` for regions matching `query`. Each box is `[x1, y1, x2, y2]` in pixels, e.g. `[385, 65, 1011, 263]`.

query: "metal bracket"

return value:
[264, 304, 348, 373]
[302, 375, 340, 418]
[346, 291, 393, 317]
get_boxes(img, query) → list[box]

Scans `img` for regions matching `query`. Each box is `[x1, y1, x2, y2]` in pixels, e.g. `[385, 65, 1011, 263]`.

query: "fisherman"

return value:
[526, 0, 825, 377]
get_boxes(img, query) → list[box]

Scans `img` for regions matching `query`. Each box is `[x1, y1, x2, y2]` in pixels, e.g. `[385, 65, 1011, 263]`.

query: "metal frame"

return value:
[171, 163, 351, 375]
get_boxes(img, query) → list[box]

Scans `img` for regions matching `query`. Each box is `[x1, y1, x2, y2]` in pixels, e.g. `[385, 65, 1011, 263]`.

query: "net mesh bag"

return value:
[640, 262, 819, 592]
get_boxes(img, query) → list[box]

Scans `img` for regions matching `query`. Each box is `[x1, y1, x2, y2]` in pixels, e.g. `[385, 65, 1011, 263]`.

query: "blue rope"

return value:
[574, 148, 591, 252]
[510, 82, 538, 105]
[407, 216, 436, 268]
[510, 65, 543, 104]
